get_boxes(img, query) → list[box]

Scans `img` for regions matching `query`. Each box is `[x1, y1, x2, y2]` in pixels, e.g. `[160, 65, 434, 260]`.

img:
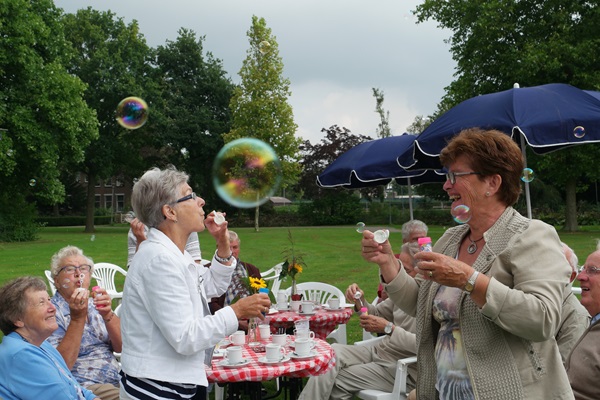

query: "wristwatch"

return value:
[463, 270, 480, 294]
[214, 249, 234, 264]
[384, 321, 394, 335]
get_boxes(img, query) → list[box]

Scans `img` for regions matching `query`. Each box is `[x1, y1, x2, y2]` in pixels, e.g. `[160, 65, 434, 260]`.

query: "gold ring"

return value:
[428, 271, 433, 278]
[80, 301, 84, 305]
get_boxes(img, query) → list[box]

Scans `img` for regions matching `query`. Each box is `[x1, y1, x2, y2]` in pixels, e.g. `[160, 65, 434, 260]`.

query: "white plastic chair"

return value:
[354, 336, 417, 400]
[92, 262, 127, 304]
[261, 262, 283, 296]
[44, 270, 57, 295]
[284, 282, 348, 344]
[362, 296, 380, 341]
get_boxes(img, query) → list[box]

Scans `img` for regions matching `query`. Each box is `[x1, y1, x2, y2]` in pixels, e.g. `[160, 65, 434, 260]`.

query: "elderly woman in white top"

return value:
[119, 166, 271, 400]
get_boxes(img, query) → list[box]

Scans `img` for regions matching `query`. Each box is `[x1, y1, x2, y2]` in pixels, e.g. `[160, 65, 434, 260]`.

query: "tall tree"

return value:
[372, 88, 392, 138]
[62, 7, 153, 232]
[154, 29, 234, 209]
[0, 0, 98, 240]
[415, 0, 600, 231]
[224, 16, 301, 231]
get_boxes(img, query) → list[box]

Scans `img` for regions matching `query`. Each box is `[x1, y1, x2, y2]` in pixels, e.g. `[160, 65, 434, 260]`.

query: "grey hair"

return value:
[401, 220, 428, 240]
[132, 166, 190, 228]
[229, 230, 240, 244]
[0, 276, 48, 335]
[50, 246, 94, 277]
[561, 242, 578, 274]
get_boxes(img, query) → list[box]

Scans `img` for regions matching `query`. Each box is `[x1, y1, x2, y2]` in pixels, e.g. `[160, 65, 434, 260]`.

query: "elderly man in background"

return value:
[565, 245, 600, 400]
[556, 242, 589, 362]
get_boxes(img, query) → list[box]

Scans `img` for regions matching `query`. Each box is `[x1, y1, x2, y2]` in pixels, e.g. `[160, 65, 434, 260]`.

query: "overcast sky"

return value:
[54, 0, 456, 144]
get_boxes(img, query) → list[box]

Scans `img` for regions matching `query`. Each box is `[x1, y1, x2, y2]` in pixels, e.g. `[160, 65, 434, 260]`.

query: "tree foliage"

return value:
[153, 29, 235, 209]
[0, 0, 98, 240]
[225, 16, 302, 230]
[62, 7, 153, 232]
[372, 88, 391, 138]
[415, 0, 600, 231]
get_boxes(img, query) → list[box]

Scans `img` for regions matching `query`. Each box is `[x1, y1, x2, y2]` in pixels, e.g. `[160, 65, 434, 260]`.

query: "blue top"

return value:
[48, 293, 120, 387]
[0, 332, 96, 399]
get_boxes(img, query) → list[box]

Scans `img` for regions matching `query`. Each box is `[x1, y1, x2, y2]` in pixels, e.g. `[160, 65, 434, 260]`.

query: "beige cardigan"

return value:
[385, 207, 574, 399]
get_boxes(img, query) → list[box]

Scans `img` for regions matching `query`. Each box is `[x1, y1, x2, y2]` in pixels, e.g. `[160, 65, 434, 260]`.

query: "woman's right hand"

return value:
[230, 293, 271, 321]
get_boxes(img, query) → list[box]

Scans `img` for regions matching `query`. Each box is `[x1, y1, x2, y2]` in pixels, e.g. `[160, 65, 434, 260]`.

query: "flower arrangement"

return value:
[279, 229, 307, 300]
[248, 276, 267, 293]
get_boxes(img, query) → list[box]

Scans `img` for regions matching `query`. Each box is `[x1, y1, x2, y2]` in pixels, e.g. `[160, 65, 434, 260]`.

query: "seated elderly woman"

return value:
[0, 276, 98, 399]
[362, 128, 574, 399]
[120, 166, 271, 400]
[47, 246, 121, 400]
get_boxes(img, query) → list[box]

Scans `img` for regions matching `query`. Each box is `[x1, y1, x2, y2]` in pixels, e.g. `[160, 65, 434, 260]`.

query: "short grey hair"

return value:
[0, 276, 48, 335]
[132, 166, 189, 228]
[50, 246, 94, 277]
[561, 242, 578, 274]
[401, 220, 428, 240]
[229, 230, 240, 244]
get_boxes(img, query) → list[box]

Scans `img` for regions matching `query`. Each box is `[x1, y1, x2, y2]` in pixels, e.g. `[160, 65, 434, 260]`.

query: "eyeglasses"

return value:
[175, 192, 197, 204]
[578, 265, 600, 276]
[58, 265, 91, 275]
[445, 171, 482, 185]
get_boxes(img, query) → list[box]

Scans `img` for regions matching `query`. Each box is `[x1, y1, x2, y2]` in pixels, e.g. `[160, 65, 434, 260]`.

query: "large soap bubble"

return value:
[116, 97, 148, 129]
[212, 138, 282, 208]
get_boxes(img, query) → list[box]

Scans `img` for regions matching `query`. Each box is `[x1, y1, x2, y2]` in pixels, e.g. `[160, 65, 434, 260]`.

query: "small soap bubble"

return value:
[451, 204, 472, 224]
[116, 96, 148, 129]
[6, 149, 13, 157]
[521, 168, 534, 183]
[373, 229, 389, 244]
[90, 235, 96, 242]
[259, 41, 271, 54]
[61, 278, 71, 289]
[212, 138, 282, 209]
[29, 179, 36, 187]
[356, 222, 365, 233]
[573, 126, 586, 139]
[123, 211, 136, 223]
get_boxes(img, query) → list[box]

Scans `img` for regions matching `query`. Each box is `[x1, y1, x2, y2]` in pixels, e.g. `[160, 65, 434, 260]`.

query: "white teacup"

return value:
[228, 330, 245, 346]
[327, 297, 340, 310]
[258, 324, 271, 340]
[290, 300, 302, 312]
[300, 301, 314, 314]
[276, 291, 288, 305]
[265, 343, 287, 361]
[272, 333, 288, 346]
[294, 338, 312, 356]
[294, 329, 315, 340]
[225, 345, 243, 364]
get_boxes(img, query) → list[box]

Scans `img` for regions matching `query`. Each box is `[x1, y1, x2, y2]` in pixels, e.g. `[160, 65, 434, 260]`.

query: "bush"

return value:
[0, 193, 41, 242]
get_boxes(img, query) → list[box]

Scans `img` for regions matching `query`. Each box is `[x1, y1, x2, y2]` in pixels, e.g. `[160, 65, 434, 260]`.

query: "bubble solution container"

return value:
[360, 307, 369, 315]
[418, 237, 433, 252]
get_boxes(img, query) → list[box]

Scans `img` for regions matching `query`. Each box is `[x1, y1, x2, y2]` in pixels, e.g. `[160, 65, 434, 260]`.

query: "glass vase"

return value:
[248, 317, 259, 346]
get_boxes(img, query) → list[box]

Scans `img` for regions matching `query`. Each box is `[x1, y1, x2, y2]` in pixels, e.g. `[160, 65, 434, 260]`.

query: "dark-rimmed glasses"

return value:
[58, 265, 91, 275]
[175, 192, 197, 204]
[445, 171, 482, 185]
[578, 265, 600, 276]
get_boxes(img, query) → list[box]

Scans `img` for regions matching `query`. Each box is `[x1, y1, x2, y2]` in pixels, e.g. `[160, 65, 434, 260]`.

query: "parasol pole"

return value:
[514, 83, 533, 219]
[407, 177, 414, 220]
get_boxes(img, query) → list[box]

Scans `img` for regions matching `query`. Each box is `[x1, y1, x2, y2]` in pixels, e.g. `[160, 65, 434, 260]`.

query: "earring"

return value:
[485, 191, 490, 197]
[174, 219, 178, 223]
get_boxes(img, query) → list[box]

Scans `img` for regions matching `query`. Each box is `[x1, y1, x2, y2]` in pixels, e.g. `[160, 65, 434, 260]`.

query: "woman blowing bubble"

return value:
[119, 166, 271, 400]
[362, 129, 574, 399]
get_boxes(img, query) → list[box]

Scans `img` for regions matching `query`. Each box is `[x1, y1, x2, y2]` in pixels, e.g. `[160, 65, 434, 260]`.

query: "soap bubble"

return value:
[116, 96, 148, 129]
[451, 205, 471, 224]
[6, 149, 13, 157]
[29, 179, 36, 187]
[212, 138, 282, 209]
[573, 126, 586, 139]
[123, 211, 136, 223]
[356, 222, 365, 233]
[61, 278, 71, 289]
[521, 168, 534, 183]
[90, 235, 96, 242]
[259, 41, 271, 54]
[373, 229, 389, 244]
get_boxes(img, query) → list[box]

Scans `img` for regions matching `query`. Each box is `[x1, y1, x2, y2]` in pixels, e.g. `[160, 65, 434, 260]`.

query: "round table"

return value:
[267, 306, 354, 340]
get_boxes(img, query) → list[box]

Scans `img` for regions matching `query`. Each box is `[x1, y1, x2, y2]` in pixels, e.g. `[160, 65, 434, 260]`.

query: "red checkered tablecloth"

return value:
[268, 307, 354, 340]
[206, 338, 335, 383]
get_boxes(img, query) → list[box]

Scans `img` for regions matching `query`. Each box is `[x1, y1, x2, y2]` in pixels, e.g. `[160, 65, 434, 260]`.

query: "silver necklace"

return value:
[467, 235, 484, 254]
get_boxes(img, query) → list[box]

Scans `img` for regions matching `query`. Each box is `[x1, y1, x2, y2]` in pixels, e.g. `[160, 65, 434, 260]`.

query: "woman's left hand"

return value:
[414, 251, 471, 288]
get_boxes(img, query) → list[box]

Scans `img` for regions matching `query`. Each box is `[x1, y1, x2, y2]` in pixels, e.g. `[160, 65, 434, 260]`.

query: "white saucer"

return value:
[213, 349, 226, 358]
[258, 355, 291, 364]
[276, 306, 290, 312]
[323, 305, 342, 311]
[290, 350, 318, 359]
[298, 311, 316, 316]
[268, 308, 279, 315]
[217, 338, 231, 348]
[217, 358, 250, 368]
